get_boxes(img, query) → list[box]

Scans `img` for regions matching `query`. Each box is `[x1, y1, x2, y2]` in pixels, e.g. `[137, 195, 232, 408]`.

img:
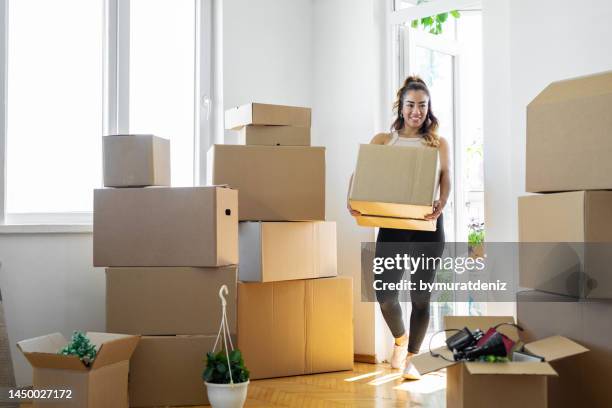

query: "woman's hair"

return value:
[391, 75, 440, 147]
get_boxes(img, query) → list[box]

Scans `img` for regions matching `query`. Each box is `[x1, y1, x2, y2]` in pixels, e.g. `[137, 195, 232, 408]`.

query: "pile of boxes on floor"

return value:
[517, 71, 612, 406]
[407, 73, 612, 408]
[16, 103, 353, 407]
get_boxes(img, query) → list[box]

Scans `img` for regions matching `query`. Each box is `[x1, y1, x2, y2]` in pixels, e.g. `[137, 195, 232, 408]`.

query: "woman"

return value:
[347, 76, 451, 379]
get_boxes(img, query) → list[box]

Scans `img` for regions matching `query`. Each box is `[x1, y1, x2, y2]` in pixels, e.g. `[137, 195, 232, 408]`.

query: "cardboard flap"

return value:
[525, 335, 589, 362]
[444, 316, 519, 341]
[88, 332, 140, 369]
[17, 333, 88, 370]
[465, 362, 558, 376]
[411, 347, 457, 375]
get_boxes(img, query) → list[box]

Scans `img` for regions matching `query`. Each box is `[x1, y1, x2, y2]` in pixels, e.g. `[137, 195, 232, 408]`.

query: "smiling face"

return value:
[401, 90, 429, 130]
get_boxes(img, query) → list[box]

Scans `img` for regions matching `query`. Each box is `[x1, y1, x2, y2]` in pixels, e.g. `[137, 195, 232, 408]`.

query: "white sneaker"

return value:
[390, 343, 408, 369]
[402, 358, 421, 380]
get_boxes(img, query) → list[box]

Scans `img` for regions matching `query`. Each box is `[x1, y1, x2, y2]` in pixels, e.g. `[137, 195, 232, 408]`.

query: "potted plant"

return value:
[203, 285, 250, 408]
[468, 219, 485, 259]
[203, 349, 250, 408]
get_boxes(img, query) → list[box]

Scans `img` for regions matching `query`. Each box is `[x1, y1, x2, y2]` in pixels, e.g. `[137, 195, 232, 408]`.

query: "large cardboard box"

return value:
[225, 102, 311, 130]
[237, 277, 353, 379]
[129, 335, 222, 407]
[517, 291, 612, 407]
[93, 186, 238, 267]
[349, 144, 438, 231]
[238, 125, 310, 146]
[518, 191, 612, 298]
[17, 332, 139, 408]
[103, 134, 170, 187]
[526, 71, 612, 193]
[239, 221, 337, 282]
[106, 266, 237, 335]
[207, 145, 325, 221]
[412, 316, 588, 408]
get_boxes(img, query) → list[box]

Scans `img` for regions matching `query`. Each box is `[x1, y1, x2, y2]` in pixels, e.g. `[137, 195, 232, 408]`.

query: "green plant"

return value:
[58, 331, 97, 366]
[203, 349, 250, 384]
[411, 0, 461, 36]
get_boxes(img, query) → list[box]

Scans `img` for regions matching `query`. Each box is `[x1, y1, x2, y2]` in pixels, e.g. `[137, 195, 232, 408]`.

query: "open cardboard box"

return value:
[17, 332, 140, 408]
[412, 316, 588, 408]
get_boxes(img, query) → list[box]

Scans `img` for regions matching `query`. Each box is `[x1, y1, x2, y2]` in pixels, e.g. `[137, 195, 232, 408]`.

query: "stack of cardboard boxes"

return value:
[211, 102, 354, 379]
[94, 134, 240, 407]
[518, 71, 612, 406]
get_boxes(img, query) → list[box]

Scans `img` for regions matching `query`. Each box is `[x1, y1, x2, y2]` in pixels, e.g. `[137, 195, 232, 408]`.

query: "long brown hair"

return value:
[391, 75, 440, 147]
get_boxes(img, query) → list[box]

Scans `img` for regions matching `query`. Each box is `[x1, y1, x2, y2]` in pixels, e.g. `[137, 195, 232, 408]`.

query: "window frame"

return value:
[0, 0, 215, 230]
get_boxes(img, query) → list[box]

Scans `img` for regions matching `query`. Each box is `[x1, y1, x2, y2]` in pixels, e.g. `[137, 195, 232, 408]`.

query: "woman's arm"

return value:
[347, 133, 390, 215]
[425, 137, 451, 220]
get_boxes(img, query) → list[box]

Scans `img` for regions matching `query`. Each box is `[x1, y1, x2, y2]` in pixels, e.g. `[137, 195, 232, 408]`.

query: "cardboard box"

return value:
[103, 134, 170, 187]
[237, 277, 353, 379]
[526, 71, 612, 192]
[349, 144, 438, 230]
[412, 316, 588, 408]
[129, 335, 224, 407]
[225, 102, 311, 130]
[207, 145, 325, 221]
[239, 221, 337, 282]
[106, 266, 237, 335]
[237, 125, 311, 146]
[17, 332, 139, 408]
[93, 186, 238, 267]
[518, 191, 612, 298]
[354, 214, 436, 231]
[517, 291, 612, 407]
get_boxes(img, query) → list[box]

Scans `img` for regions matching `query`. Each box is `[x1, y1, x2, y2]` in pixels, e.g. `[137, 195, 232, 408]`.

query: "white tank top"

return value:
[386, 131, 427, 147]
[386, 131, 441, 200]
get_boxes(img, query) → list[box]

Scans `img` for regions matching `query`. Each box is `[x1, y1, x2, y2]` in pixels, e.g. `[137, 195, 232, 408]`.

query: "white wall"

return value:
[483, 0, 612, 243]
[223, 0, 313, 143]
[0, 233, 104, 386]
[312, 0, 383, 358]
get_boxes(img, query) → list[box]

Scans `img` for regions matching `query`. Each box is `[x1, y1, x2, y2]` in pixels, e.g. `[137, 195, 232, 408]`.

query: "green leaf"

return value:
[436, 12, 448, 23]
[450, 10, 461, 18]
[229, 349, 241, 362]
[411, 19, 419, 28]
[422, 16, 434, 27]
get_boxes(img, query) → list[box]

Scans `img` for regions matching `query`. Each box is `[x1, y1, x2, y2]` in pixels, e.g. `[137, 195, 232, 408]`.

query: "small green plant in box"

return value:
[58, 331, 97, 366]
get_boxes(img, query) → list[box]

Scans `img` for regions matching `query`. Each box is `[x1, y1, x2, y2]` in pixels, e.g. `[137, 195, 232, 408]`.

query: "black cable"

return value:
[428, 328, 461, 362]
[493, 322, 524, 332]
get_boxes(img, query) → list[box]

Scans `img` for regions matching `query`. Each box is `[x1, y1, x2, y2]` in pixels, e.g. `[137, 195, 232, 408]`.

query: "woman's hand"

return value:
[424, 199, 446, 220]
[347, 202, 361, 216]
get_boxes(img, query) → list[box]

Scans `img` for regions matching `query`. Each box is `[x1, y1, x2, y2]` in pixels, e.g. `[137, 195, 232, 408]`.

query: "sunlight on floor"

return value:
[394, 372, 446, 394]
[344, 370, 385, 382]
[367, 372, 404, 386]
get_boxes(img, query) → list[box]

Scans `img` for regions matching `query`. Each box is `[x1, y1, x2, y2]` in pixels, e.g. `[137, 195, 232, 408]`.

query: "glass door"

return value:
[399, 25, 462, 344]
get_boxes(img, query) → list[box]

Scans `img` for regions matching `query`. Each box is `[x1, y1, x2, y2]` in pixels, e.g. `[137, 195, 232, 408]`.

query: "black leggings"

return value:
[375, 215, 445, 354]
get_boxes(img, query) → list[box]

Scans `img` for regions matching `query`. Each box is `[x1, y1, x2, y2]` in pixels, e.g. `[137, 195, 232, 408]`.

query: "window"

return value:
[6, 0, 104, 214]
[129, 0, 196, 187]
[0, 0, 212, 223]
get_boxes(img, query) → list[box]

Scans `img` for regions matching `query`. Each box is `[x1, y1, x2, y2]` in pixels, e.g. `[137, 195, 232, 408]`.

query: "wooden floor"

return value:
[20, 362, 445, 407]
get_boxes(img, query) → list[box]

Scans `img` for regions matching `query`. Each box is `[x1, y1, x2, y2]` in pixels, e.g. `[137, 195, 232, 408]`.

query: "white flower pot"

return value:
[205, 380, 249, 408]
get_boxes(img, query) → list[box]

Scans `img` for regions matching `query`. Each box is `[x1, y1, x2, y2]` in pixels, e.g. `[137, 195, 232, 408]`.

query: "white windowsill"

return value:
[0, 213, 93, 234]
